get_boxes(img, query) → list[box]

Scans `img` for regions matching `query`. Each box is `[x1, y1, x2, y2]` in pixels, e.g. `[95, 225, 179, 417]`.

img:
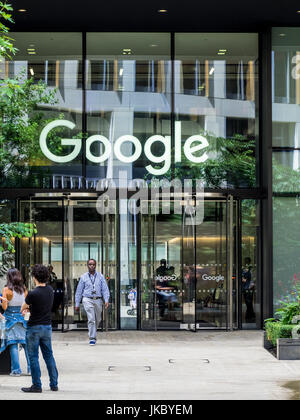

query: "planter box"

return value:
[277, 338, 300, 360]
[0, 347, 11, 374]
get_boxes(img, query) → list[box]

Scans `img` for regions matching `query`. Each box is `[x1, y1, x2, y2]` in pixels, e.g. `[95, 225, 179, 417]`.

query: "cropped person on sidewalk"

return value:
[75, 259, 110, 345]
[0, 269, 31, 376]
[21, 264, 58, 393]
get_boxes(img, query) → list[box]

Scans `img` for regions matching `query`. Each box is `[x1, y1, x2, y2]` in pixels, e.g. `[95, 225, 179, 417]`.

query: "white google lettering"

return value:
[39, 120, 81, 163]
[202, 274, 224, 282]
[155, 274, 177, 282]
[39, 120, 209, 175]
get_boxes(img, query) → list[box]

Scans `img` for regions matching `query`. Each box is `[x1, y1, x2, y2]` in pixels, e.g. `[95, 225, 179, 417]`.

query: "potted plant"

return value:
[264, 287, 300, 359]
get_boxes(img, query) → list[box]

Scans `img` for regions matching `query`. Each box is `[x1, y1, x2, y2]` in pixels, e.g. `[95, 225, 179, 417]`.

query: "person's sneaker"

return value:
[10, 372, 21, 377]
[51, 386, 58, 391]
[89, 339, 96, 346]
[21, 386, 42, 393]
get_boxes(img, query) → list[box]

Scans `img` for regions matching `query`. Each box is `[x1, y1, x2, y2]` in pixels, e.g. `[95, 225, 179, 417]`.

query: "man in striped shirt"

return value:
[75, 259, 110, 345]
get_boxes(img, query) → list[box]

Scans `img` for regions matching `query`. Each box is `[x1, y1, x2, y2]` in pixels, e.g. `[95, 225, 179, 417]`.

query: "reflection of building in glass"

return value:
[0, 23, 297, 333]
[0, 33, 258, 189]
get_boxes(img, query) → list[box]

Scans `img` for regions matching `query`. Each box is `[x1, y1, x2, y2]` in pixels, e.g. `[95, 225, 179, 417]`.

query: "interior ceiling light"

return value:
[158, 9, 168, 13]
[122, 48, 132, 55]
[18, 9, 26, 12]
[279, 33, 286, 37]
[217, 52, 226, 55]
[29, 68, 34, 76]
[219, 49, 227, 52]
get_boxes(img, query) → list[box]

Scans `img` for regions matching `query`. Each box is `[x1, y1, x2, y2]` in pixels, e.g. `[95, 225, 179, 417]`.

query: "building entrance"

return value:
[18, 193, 258, 331]
[140, 195, 238, 330]
[19, 196, 117, 331]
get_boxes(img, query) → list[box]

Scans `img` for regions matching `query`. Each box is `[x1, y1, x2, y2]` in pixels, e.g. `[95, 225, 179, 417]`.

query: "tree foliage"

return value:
[0, 2, 16, 61]
[0, 72, 58, 185]
[156, 132, 257, 189]
[0, 3, 38, 254]
[0, 222, 37, 253]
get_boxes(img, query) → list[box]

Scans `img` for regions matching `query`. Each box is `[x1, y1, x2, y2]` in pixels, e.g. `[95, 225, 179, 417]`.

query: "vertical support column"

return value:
[82, 32, 87, 185]
[227, 195, 234, 331]
[259, 29, 273, 324]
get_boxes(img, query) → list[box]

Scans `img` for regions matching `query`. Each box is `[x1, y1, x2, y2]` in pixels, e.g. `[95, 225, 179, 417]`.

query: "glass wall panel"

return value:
[174, 33, 259, 188]
[64, 200, 117, 330]
[272, 29, 300, 310]
[273, 197, 300, 308]
[241, 200, 260, 328]
[86, 33, 171, 183]
[19, 200, 64, 328]
[273, 151, 300, 192]
[0, 33, 82, 188]
[120, 204, 137, 329]
[272, 28, 300, 192]
[19, 199, 117, 330]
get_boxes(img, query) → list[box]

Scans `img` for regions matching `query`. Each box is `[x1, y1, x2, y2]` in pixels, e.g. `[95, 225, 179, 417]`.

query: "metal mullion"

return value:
[171, 32, 175, 179]
[82, 31, 87, 185]
[137, 212, 141, 330]
[193, 194, 197, 333]
[61, 198, 65, 333]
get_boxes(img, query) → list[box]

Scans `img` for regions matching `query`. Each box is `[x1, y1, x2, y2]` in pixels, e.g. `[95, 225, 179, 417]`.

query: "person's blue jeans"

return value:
[9, 343, 31, 375]
[26, 325, 58, 389]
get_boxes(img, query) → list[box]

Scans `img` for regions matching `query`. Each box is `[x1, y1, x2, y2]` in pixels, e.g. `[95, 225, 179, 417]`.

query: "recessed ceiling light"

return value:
[18, 9, 26, 12]
[219, 49, 227, 52]
[158, 9, 168, 13]
[28, 52, 36, 55]
[217, 52, 226, 55]
[297, 10, 300, 13]
[279, 33, 286, 37]
[27, 48, 35, 51]
[150, 44, 158, 47]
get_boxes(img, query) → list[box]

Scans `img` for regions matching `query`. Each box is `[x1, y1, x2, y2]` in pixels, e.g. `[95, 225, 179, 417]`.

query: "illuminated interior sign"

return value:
[39, 120, 209, 175]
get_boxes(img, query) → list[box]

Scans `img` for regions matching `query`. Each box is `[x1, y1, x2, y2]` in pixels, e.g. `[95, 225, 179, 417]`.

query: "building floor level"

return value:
[5, 192, 261, 331]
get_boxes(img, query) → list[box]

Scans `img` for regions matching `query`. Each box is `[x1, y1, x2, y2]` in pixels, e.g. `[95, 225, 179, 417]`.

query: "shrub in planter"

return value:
[265, 321, 295, 347]
[264, 286, 300, 347]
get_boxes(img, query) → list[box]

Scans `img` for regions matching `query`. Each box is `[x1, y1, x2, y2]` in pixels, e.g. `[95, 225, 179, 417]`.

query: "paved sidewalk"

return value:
[0, 330, 299, 400]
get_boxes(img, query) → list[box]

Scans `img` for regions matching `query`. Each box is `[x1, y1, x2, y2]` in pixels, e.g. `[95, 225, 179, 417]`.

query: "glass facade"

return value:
[0, 32, 258, 189]
[0, 31, 265, 331]
[272, 28, 300, 309]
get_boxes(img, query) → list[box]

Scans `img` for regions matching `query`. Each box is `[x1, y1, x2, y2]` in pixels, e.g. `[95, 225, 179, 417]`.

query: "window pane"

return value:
[273, 151, 300, 192]
[174, 33, 259, 188]
[273, 197, 300, 308]
[0, 33, 82, 188]
[86, 33, 171, 182]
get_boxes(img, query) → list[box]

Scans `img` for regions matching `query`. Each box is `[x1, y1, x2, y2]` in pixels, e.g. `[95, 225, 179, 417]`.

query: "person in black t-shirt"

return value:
[20, 264, 58, 393]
